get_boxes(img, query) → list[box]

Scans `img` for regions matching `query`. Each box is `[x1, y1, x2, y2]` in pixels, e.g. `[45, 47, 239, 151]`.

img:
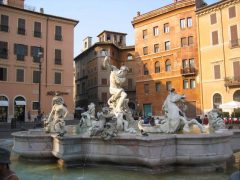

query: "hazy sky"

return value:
[25, 0, 218, 57]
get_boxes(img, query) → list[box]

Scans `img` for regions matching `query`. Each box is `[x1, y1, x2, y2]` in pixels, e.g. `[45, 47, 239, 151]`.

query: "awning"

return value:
[15, 101, 26, 106]
[0, 101, 8, 106]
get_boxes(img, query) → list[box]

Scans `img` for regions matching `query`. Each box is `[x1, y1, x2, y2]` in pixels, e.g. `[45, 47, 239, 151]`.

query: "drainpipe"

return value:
[45, 17, 49, 87]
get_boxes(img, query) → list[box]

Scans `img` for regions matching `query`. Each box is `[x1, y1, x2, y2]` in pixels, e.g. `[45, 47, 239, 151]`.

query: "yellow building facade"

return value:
[196, 0, 240, 113]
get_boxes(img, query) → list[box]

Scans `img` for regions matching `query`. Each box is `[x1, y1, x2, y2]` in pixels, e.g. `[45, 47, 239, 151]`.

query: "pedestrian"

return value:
[0, 147, 19, 180]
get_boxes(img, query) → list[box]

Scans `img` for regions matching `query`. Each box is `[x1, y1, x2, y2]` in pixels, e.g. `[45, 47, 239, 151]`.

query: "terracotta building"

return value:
[0, 0, 78, 122]
[196, 0, 240, 113]
[74, 31, 137, 113]
[132, 0, 201, 118]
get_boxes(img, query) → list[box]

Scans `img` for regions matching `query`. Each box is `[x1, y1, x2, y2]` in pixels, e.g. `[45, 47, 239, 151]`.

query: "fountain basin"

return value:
[12, 129, 54, 161]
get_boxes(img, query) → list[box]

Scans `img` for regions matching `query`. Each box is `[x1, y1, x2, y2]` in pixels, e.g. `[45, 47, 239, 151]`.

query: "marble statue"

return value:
[138, 88, 205, 134]
[79, 102, 96, 127]
[44, 95, 68, 136]
[207, 109, 226, 132]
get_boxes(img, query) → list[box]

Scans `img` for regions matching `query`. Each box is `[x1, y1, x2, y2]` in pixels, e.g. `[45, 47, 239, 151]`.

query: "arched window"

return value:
[213, 93, 222, 109]
[165, 59, 171, 72]
[127, 54, 133, 61]
[143, 64, 149, 75]
[233, 90, 240, 102]
[155, 61, 160, 73]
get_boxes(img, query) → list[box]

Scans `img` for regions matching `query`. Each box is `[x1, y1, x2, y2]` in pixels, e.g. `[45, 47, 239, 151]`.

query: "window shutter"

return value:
[229, 6, 236, 18]
[212, 31, 219, 45]
[214, 64, 220, 79]
[230, 25, 238, 41]
[210, 13, 217, 24]
[233, 61, 240, 79]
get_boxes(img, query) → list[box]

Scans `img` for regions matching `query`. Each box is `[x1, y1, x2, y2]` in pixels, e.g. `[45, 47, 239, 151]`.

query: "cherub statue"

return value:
[44, 95, 68, 136]
[79, 102, 96, 127]
[207, 109, 226, 132]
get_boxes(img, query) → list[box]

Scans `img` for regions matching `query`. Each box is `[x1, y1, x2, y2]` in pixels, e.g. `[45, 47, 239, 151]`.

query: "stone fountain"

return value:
[12, 56, 240, 173]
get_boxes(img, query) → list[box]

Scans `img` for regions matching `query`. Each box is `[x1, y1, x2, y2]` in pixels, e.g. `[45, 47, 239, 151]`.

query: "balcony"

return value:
[229, 39, 240, 49]
[225, 76, 240, 88]
[181, 67, 197, 76]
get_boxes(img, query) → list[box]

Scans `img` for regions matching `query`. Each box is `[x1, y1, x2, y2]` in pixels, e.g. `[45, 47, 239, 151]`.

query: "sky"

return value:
[25, 0, 218, 57]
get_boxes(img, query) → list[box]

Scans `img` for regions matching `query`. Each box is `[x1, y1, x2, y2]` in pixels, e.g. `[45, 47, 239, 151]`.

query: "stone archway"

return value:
[233, 90, 240, 102]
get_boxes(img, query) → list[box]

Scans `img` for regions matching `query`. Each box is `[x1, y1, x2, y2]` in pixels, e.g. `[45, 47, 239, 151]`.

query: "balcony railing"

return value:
[0, 25, 9, 32]
[17, 28, 26, 35]
[34, 31, 41, 38]
[0, 53, 8, 59]
[225, 76, 240, 88]
[180, 67, 197, 76]
[229, 39, 240, 48]
[55, 35, 62, 41]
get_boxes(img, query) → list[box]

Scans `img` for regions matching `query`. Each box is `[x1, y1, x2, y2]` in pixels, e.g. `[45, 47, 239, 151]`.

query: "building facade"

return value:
[74, 31, 137, 113]
[132, 0, 201, 118]
[196, 0, 240, 113]
[0, 0, 78, 122]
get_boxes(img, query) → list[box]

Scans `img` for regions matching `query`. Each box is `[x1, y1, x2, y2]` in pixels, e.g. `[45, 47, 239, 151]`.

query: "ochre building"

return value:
[196, 0, 240, 113]
[132, 0, 201, 118]
[0, 0, 78, 122]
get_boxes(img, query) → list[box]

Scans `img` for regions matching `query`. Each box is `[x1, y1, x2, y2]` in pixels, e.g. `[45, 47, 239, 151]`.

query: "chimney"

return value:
[40, 7, 44, 13]
[83, 37, 92, 51]
[195, 0, 207, 9]
[7, 0, 24, 8]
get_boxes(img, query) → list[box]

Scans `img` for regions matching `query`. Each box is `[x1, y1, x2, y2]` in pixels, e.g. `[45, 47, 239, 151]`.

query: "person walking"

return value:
[0, 147, 19, 180]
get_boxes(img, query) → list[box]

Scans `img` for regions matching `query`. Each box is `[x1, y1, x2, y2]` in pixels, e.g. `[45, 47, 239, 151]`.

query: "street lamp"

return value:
[38, 50, 43, 115]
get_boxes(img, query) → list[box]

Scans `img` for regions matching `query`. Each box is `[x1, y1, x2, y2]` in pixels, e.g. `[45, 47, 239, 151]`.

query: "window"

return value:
[155, 82, 160, 92]
[0, 67, 7, 81]
[102, 92, 107, 102]
[55, 49, 62, 65]
[189, 58, 195, 68]
[0, 15, 9, 32]
[153, 26, 159, 36]
[17, 18, 25, 35]
[213, 93, 222, 109]
[165, 59, 171, 72]
[214, 64, 221, 79]
[182, 59, 188, 68]
[144, 84, 149, 93]
[54, 72, 61, 84]
[128, 79, 133, 90]
[143, 29, 147, 39]
[164, 23, 169, 33]
[32, 102, 39, 111]
[107, 34, 111, 41]
[102, 78, 107, 85]
[34, 21, 41, 38]
[190, 79, 196, 89]
[16, 69, 24, 82]
[127, 54, 133, 60]
[183, 79, 189, 89]
[212, 31, 219, 45]
[154, 44, 159, 53]
[187, 17, 192, 27]
[166, 81, 172, 91]
[31, 46, 43, 62]
[0, 41, 8, 59]
[143, 64, 149, 75]
[14, 44, 28, 61]
[155, 61, 160, 73]
[180, 19, 186, 29]
[32, 70, 40, 83]
[188, 36, 193, 45]
[229, 6, 236, 19]
[165, 41, 170, 50]
[233, 90, 240, 102]
[55, 26, 62, 41]
[143, 46, 148, 55]
[230, 25, 239, 47]
[233, 61, 240, 81]
[181, 37, 187, 47]
[210, 13, 217, 24]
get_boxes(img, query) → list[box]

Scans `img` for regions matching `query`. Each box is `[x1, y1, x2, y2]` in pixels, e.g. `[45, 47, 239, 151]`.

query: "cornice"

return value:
[132, 0, 195, 26]
[196, 0, 240, 16]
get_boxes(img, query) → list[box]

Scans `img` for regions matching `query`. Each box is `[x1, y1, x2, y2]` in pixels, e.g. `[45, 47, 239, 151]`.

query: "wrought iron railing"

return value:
[180, 67, 197, 76]
[224, 76, 240, 87]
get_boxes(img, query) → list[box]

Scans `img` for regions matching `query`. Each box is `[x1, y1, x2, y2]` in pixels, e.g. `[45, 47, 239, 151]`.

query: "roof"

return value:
[0, 4, 79, 26]
[132, 0, 195, 26]
[97, 30, 127, 37]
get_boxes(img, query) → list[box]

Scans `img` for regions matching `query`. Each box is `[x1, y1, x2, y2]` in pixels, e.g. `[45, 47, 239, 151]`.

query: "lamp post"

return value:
[38, 51, 43, 115]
